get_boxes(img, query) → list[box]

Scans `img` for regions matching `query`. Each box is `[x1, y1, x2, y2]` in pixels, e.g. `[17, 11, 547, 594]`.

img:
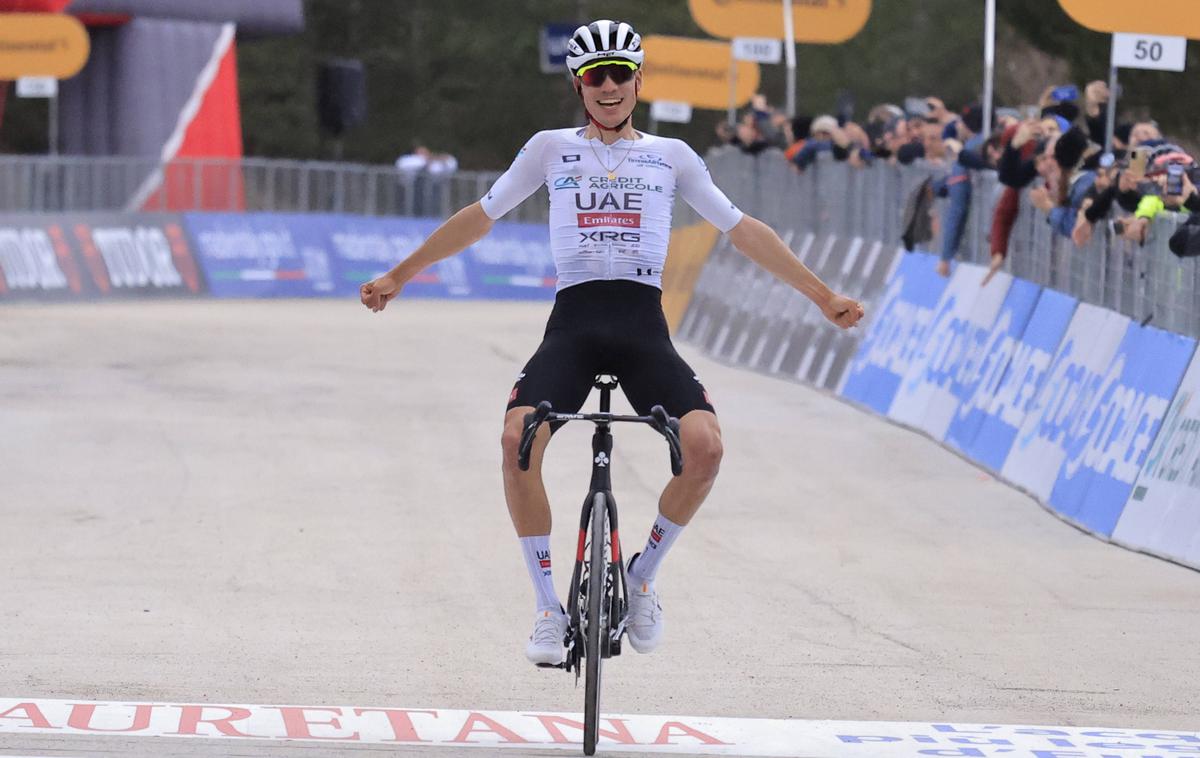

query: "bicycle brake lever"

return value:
[649, 406, 684, 477]
[517, 401, 553, 471]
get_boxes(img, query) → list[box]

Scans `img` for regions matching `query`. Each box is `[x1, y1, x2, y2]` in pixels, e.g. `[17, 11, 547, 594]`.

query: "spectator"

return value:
[747, 93, 794, 150]
[1117, 149, 1200, 244]
[833, 120, 873, 167]
[396, 143, 458, 176]
[1083, 80, 1111, 146]
[396, 142, 458, 216]
[1043, 126, 1097, 240]
[984, 121, 1054, 284]
[792, 114, 839, 170]
[934, 104, 992, 276]
[732, 111, 771, 155]
[714, 120, 735, 148]
[1129, 121, 1163, 147]
[783, 115, 813, 163]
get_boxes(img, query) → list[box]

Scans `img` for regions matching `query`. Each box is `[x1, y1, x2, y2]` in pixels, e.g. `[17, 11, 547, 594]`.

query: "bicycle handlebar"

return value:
[516, 401, 684, 476]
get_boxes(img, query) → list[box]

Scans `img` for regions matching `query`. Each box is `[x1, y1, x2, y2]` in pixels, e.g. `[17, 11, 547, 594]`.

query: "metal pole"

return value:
[982, 0, 995, 137]
[727, 58, 737, 127]
[782, 0, 796, 118]
[48, 91, 58, 156]
[1105, 36, 1119, 153]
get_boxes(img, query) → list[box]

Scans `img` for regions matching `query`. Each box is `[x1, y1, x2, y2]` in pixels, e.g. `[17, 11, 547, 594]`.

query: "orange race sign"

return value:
[688, 0, 871, 42]
[0, 13, 90, 78]
[640, 35, 759, 110]
[1057, 0, 1200, 39]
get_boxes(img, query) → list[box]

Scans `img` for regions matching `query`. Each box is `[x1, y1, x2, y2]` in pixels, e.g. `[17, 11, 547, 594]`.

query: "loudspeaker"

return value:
[317, 59, 367, 136]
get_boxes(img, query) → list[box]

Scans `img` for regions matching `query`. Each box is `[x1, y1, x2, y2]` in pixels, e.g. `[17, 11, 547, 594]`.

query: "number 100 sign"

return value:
[1111, 32, 1187, 72]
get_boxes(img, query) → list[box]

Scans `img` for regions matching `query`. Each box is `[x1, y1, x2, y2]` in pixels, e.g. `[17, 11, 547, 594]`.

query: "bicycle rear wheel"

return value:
[583, 492, 608, 756]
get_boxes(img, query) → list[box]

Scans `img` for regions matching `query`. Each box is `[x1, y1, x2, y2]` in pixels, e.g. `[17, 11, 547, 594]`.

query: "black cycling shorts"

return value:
[506, 280, 715, 428]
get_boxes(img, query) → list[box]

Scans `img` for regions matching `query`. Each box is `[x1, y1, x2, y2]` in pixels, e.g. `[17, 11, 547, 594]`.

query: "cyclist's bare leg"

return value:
[656, 410, 723, 525]
[501, 406, 554, 536]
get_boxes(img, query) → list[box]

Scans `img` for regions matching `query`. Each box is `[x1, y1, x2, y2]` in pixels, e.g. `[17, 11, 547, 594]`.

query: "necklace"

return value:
[587, 133, 636, 180]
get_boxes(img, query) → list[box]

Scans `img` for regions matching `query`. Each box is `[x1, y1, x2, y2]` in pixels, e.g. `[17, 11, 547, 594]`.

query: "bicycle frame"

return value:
[563, 381, 629, 670]
[515, 377, 683, 755]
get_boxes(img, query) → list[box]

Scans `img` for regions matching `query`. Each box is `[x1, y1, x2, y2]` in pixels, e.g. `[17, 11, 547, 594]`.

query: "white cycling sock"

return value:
[628, 513, 684, 585]
[520, 535, 561, 613]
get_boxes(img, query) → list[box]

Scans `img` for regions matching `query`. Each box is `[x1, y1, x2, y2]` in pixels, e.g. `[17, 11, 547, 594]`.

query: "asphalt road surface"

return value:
[2, 298, 1198, 757]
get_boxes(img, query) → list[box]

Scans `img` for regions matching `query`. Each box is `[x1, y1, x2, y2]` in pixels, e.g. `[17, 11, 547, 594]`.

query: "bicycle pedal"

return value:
[535, 662, 566, 669]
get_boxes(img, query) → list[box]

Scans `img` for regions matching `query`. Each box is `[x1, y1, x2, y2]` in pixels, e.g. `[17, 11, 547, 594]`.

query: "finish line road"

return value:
[1, 299, 1198, 758]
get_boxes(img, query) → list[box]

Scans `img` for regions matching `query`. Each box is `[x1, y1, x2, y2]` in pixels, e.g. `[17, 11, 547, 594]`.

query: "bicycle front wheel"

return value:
[584, 491, 608, 756]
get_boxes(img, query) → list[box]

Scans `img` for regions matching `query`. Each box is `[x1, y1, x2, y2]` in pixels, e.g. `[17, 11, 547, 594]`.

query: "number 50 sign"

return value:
[1112, 33, 1187, 72]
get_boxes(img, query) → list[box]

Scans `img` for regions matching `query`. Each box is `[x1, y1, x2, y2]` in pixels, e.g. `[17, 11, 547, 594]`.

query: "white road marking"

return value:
[1, 698, 1198, 756]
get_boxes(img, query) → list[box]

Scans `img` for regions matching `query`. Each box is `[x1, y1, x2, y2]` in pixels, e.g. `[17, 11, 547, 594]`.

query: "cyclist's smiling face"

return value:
[578, 67, 641, 128]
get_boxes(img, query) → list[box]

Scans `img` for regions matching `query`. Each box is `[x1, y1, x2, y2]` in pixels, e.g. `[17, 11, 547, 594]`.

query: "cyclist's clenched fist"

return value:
[822, 293, 865, 329]
[360, 274, 402, 313]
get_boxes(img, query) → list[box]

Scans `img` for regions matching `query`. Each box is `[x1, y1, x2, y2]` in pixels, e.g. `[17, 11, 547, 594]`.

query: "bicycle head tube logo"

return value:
[594, 452, 609, 467]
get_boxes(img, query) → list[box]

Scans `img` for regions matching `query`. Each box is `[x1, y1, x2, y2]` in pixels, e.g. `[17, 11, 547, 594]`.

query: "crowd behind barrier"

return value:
[681, 150, 1200, 572]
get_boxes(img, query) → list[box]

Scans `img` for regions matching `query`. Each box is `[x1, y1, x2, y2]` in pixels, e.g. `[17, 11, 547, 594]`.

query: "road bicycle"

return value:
[517, 375, 683, 756]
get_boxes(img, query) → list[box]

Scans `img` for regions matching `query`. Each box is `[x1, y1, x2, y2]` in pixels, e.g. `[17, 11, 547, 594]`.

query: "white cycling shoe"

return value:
[525, 609, 568, 665]
[625, 553, 664, 653]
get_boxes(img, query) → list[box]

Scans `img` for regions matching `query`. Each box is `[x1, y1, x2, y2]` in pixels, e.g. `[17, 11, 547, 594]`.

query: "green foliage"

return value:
[229, 0, 1200, 167]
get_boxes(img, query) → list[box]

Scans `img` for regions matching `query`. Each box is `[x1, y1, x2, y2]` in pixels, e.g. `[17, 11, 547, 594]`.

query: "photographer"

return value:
[1116, 150, 1200, 244]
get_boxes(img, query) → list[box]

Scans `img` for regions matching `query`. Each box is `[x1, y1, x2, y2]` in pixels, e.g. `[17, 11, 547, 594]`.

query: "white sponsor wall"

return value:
[1000, 305, 1130, 501]
[1113, 350, 1200, 569]
[887, 264, 1013, 439]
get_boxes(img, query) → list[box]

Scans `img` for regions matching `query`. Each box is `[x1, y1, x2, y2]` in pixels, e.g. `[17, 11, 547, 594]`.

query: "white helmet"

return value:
[565, 19, 644, 77]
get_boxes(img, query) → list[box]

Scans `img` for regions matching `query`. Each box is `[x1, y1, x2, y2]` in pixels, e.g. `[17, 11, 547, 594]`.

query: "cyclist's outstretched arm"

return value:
[360, 202, 494, 312]
[727, 215, 864, 329]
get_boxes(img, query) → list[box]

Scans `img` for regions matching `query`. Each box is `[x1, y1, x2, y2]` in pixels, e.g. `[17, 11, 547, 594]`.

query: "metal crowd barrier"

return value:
[0, 155, 551, 223]
[702, 147, 1199, 340]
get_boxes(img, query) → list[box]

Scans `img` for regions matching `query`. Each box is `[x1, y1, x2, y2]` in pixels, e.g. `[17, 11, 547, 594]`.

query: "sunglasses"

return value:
[578, 63, 636, 88]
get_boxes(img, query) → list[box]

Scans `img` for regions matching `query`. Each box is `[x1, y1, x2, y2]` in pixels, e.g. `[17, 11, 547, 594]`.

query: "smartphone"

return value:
[1051, 84, 1079, 102]
[1128, 147, 1150, 178]
[904, 96, 930, 119]
[1167, 163, 1185, 195]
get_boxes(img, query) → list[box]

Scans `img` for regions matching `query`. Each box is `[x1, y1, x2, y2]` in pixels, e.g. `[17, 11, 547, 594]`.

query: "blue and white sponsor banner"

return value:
[1114, 349, 1200, 568]
[887, 264, 1012, 439]
[183, 213, 555, 300]
[1049, 323, 1195, 536]
[953, 287, 1077, 472]
[1000, 304, 1130, 503]
[941, 277, 1045, 463]
[839, 253, 949, 414]
[184, 213, 339, 298]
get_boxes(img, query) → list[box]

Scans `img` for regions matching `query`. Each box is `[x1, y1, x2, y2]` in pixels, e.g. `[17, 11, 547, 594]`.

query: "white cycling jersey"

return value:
[479, 128, 743, 291]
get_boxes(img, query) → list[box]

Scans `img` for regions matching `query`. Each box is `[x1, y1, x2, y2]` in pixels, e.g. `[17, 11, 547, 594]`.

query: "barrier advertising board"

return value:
[839, 252, 949, 414]
[941, 278, 1047, 465]
[1114, 349, 1200, 567]
[0, 213, 205, 300]
[1046, 323, 1195, 535]
[1001, 304, 1130, 503]
[887, 264, 1012, 438]
[183, 213, 555, 301]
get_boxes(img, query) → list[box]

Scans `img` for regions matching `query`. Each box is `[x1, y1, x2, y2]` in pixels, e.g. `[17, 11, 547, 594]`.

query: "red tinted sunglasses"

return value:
[578, 63, 636, 88]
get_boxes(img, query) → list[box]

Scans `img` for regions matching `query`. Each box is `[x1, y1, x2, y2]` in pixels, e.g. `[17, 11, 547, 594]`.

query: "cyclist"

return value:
[360, 19, 864, 666]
